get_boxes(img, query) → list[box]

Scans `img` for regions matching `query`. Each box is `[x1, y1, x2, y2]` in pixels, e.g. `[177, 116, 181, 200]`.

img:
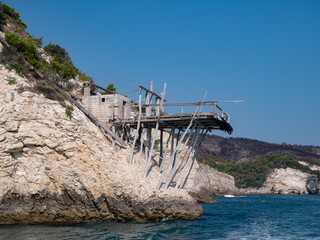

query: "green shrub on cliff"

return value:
[44, 43, 72, 64]
[65, 105, 74, 120]
[1, 3, 20, 20]
[0, 3, 27, 30]
[198, 154, 320, 188]
[44, 43, 94, 82]
[9, 60, 25, 76]
[4, 31, 47, 71]
[1, 2, 99, 103]
[6, 77, 16, 85]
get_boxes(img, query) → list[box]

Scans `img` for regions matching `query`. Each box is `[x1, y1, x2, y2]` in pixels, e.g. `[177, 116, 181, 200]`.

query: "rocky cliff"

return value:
[190, 164, 319, 198]
[240, 168, 319, 195]
[187, 164, 241, 202]
[0, 64, 202, 224]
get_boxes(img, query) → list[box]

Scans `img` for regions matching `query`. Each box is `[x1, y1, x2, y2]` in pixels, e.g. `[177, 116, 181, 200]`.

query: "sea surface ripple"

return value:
[1, 195, 320, 240]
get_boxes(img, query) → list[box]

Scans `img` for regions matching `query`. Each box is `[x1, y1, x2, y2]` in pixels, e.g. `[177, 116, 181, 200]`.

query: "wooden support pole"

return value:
[176, 127, 200, 176]
[145, 92, 149, 116]
[159, 129, 163, 167]
[159, 93, 205, 189]
[172, 128, 181, 168]
[180, 129, 208, 189]
[163, 125, 198, 189]
[146, 81, 153, 117]
[144, 121, 159, 177]
[144, 83, 166, 178]
[175, 128, 203, 189]
[198, 90, 207, 116]
[129, 88, 142, 164]
[160, 127, 174, 172]
[146, 126, 151, 152]
[170, 127, 175, 159]
[120, 124, 125, 140]
[168, 128, 200, 189]
[156, 97, 160, 116]
[145, 128, 149, 167]
[139, 126, 146, 166]
[112, 124, 116, 148]
[144, 82, 152, 166]
[157, 127, 175, 189]
[158, 118, 195, 189]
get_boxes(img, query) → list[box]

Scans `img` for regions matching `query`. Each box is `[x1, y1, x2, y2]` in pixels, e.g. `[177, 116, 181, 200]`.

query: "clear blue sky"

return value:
[4, 0, 320, 146]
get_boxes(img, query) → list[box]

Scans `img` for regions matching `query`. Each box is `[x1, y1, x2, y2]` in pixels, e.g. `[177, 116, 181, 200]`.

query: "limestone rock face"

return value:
[188, 164, 241, 202]
[241, 168, 319, 195]
[0, 65, 202, 224]
[189, 164, 319, 198]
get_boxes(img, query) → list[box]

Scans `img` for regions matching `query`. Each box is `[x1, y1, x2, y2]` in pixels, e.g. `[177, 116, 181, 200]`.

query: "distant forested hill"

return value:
[199, 134, 320, 164]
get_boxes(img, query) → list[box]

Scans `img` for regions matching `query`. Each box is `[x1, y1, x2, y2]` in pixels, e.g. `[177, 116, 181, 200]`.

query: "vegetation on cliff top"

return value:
[198, 154, 320, 188]
[3, 30, 93, 83]
[0, 2, 123, 105]
[199, 134, 320, 164]
[0, 2, 98, 106]
[0, 2, 26, 31]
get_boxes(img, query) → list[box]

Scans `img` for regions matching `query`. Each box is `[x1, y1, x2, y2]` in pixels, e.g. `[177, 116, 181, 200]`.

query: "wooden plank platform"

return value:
[114, 112, 233, 134]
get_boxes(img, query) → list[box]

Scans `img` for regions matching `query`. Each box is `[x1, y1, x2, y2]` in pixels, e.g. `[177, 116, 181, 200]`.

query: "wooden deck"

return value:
[114, 112, 233, 134]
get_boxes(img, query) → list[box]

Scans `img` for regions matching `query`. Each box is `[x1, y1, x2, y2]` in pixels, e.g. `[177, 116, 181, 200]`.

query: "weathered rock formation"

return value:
[187, 164, 241, 202]
[241, 168, 319, 195]
[189, 164, 319, 199]
[0, 65, 202, 224]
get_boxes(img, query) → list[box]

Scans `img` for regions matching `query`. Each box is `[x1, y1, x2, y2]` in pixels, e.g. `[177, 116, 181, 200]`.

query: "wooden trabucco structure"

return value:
[113, 82, 234, 190]
[0, 35, 235, 190]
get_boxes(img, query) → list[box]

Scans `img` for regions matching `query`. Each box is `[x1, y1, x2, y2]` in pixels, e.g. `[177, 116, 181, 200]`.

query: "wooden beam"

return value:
[139, 85, 165, 101]
[132, 100, 243, 107]
[94, 84, 116, 94]
[50, 81, 127, 146]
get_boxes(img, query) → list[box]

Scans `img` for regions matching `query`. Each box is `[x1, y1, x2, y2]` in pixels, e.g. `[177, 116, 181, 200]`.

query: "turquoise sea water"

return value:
[1, 195, 320, 240]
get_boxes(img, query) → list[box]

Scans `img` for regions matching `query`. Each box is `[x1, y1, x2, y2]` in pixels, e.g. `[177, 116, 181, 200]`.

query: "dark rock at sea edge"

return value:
[0, 188, 202, 224]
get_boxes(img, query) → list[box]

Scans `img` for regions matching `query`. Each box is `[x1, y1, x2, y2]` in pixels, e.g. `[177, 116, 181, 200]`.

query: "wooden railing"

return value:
[131, 100, 237, 123]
